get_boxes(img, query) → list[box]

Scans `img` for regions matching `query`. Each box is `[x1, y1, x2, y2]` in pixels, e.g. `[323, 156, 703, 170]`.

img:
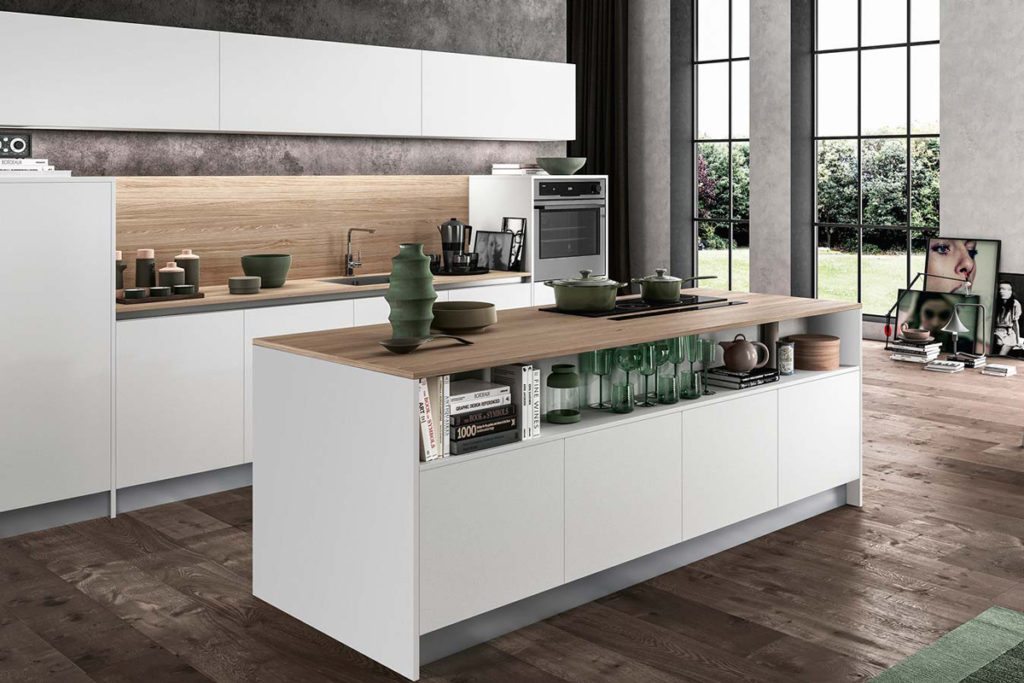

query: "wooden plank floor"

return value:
[2, 341, 1022, 682]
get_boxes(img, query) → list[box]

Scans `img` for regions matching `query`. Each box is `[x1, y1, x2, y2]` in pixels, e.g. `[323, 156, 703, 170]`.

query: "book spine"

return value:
[449, 430, 519, 456]
[531, 368, 541, 438]
[491, 365, 527, 440]
[523, 364, 533, 439]
[450, 386, 511, 402]
[442, 375, 450, 458]
[451, 414, 518, 441]
[706, 375, 780, 389]
[449, 394, 511, 415]
[450, 403, 515, 426]
[418, 379, 439, 461]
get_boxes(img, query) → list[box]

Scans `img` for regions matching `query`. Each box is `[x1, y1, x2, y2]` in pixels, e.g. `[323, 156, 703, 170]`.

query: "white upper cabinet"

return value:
[219, 32, 422, 136]
[0, 12, 219, 131]
[421, 51, 576, 140]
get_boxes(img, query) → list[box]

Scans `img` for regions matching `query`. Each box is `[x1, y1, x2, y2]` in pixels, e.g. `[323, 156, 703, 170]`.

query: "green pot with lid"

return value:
[631, 269, 719, 303]
[544, 269, 627, 312]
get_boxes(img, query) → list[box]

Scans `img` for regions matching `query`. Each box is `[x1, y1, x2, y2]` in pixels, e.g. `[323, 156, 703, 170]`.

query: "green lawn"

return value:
[698, 247, 921, 315]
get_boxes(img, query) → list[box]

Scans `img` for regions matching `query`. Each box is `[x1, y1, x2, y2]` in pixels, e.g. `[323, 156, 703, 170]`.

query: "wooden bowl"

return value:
[786, 334, 840, 371]
[431, 301, 497, 333]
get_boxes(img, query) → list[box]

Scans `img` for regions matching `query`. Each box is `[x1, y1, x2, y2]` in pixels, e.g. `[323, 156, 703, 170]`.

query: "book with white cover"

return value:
[0, 158, 48, 167]
[441, 375, 451, 457]
[491, 363, 533, 441]
[449, 379, 510, 403]
[418, 378, 440, 461]
[449, 394, 511, 415]
[531, 368, 541, 438]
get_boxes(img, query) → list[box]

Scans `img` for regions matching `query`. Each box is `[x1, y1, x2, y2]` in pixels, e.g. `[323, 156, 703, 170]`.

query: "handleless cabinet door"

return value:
[116, 311, 244, 488]
[353, 297, 392, 327]
[564, 414, 683, 581]
[220, 32, 421, 136]
[243, 301, 354, 462]
[779, 371, 861, 505]
[682, 391, 779, 540]
[419, 440, 564, 633]
[447, 283, 532, 310]
[0, 12, 218, 131]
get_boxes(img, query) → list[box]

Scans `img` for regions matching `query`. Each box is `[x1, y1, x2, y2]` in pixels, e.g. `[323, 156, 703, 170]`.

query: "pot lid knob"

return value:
[579, 269, 593, 279]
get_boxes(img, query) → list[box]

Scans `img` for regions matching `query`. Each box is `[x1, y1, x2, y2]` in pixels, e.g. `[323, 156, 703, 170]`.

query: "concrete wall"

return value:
[0, 1, 566, 176]
[749, 0, 792, 295]
[627, 0, 673, 278]
[940, 0, 1024, 272]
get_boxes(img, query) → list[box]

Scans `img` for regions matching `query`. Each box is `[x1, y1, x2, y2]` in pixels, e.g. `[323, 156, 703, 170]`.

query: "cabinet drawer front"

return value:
[683, 391, 778, 540]
[353, 297, 392, 326]
[447, 283, 531, 310]
[419, 441, 564, 633]
[779, 372, 860, 505]
[565, 414, 683, 582]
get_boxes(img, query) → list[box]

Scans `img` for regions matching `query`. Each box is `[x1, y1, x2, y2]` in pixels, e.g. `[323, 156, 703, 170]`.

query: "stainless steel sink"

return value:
[320, 275, 390, 286]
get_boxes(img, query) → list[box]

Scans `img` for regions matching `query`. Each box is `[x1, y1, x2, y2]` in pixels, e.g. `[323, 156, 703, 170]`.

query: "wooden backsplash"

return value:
[116, 175, 468, 288]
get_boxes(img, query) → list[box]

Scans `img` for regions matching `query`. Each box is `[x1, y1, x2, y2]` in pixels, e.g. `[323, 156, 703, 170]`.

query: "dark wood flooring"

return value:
[2, 341, 1023, 682]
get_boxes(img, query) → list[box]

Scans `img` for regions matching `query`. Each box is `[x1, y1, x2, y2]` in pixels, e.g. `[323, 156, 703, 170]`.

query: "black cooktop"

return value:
[540, 294, 729, 318]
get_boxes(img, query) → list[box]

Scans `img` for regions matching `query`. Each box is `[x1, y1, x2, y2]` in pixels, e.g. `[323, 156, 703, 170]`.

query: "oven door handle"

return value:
[534, 201, 607, 210]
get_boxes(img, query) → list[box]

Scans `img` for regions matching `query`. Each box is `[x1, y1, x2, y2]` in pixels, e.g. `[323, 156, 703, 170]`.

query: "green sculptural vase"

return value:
[386, 243, 437, 339]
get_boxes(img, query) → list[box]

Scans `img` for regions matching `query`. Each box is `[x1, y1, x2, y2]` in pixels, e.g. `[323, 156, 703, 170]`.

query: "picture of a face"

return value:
[999, 282, 1013, 300]
[926, 238, 977, 292]
[918, 297, 954, 333]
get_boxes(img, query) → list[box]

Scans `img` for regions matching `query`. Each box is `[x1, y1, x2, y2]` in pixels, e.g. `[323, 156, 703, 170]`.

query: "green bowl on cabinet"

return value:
[241, 254, 291, 288]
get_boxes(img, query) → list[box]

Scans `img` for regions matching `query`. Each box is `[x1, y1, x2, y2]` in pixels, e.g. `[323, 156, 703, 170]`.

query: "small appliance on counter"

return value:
[434, 218, 488, 275]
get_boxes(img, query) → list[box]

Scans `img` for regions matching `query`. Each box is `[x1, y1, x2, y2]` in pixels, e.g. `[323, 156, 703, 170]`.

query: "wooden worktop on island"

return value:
[254, 289, 861, 379]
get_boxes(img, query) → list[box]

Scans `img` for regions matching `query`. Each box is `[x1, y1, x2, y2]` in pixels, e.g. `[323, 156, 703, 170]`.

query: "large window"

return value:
[694, 0, 750, 292]
[814, 0, 939, 316]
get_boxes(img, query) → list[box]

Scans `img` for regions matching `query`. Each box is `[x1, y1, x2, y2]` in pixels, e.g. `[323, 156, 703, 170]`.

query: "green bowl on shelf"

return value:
[241, 254, 291, 288]
[536, 157, 586, 175]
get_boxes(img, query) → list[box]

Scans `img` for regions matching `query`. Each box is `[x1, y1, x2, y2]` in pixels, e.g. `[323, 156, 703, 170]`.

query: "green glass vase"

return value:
[385, 243, 437, 339]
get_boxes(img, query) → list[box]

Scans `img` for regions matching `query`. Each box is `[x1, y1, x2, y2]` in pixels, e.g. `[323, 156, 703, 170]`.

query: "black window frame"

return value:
[812, 0, 940, 319]
[693, 0, 750, 291]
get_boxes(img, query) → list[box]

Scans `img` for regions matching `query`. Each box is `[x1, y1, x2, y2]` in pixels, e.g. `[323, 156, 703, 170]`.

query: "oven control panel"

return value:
[537, 180, 604, 198]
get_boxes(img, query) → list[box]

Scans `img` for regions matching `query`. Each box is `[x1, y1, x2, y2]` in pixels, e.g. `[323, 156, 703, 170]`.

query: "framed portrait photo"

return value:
[923, 237, 1001, 354]
[896, 289, 981, 354]
[993, 273, 1024, 358]
[472, 230, 515, 271]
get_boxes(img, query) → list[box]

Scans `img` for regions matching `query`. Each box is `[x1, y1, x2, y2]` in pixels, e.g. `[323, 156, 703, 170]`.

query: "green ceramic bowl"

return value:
[431, 301, 497, 333]
[241, 254, 291, 288]
[536, 157, 587, 175]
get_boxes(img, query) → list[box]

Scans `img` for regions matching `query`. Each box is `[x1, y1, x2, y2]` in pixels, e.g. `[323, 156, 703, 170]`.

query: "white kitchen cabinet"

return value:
[243, 301, 355, 462]
[0, 12, 218, 131]
[421, 51, 575, 140]
[779, 371, 861, 505]
[116, 311, 244, 488]
[447, 283, 532, 310]
[419, 440, 564, 633]
[220, 32, 421, 136]
[564, 414, 683, 582]
[353, 296, 392, 327]
[532, 282, 556, 307]
[0, 179, 114, 513]
[682, 391, 779, 540]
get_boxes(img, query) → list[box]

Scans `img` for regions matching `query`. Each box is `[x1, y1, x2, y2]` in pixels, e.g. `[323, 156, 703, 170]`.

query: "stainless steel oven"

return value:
[532, 178, 607, 280]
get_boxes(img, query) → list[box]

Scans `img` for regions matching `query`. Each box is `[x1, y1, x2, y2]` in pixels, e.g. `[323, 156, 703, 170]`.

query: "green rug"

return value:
[872, 607, 1024, 682]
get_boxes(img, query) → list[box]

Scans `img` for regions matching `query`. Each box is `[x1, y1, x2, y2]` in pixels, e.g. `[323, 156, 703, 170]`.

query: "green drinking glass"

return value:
[684, 334, 701, 376]
[699, 338, 717, 395]
[615, 345, 641, 394]
[579, 349, 614, 409]
[637, 341, 669, 407]
[679, 370, 701, 399]
[657, 371, 679, 404]
[665, 336, 685, 385]
[610, 382, 635, 414]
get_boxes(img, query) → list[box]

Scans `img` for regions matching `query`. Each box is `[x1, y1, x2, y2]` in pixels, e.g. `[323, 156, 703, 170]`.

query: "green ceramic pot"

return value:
[536, 157, 587, 175]
[241, 254, 291, 288]
[385, 243, 437, 339]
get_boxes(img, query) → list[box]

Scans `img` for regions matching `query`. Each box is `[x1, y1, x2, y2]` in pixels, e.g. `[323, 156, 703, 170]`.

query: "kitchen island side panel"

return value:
[252, 346, 420, 680]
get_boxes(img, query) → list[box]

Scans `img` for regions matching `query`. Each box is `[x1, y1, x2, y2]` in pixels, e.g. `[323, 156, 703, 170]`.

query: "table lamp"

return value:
[941, 302, 986, 357]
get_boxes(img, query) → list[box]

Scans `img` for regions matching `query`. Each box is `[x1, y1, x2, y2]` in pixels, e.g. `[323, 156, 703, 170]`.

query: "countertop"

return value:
[254, 289, 862, 379]
[116, 270, 529, 320]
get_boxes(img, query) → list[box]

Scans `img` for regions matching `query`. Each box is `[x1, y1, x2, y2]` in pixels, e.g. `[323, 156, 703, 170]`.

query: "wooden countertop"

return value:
[115, 270, 528, 319]
[254, 289, 861, 379]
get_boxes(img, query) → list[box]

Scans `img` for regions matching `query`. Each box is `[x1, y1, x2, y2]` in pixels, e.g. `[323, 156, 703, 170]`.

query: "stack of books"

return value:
[491, 163, 547, 176]
[982, 363, 1017, 377]
[0, 158, 71, 177]
[705, 366, 780, 390]
[947, 352, 986, 369]
[447, 379, 518, 455]
[923, 359, 964, 373]
[890, 340, 941, 363]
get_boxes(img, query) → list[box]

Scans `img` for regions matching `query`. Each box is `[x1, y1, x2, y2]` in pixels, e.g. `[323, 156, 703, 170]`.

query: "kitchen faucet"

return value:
[345, 228, 377, 275]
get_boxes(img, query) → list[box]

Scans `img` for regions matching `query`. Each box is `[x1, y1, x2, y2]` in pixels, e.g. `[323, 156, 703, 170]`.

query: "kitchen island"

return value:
[252, 289, 862, 680]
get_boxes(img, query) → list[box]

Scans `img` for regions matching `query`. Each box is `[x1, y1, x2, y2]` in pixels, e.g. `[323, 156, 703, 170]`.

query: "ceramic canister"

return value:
[135, 248, 156, 288]
[175, 249, 200, 289]
[385, 243, 437, 339]
[158, 261, 185, 288]
[776, 340, 795, 376]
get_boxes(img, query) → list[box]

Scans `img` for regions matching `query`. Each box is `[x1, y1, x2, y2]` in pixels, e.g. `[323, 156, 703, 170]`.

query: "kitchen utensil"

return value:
[579, 348, 614, 409]
[378, 334, 473, 354]
[776, 340, 795, 375]
[427, 253, 441, 273]
[241, 254, 291, 288]
[158, 261, 185, 288]
[437, 217, 472, 272]
[545, 269, 628, 312]
[631, 270, 718, 304]
[898, 333, 935, 344]
[228, 275, 261, 294]
[431, 301, 497, 333]
[718, 333, 770, 373]
[535, 157, 587, 175]
[175, 249, 200, 288]
[135, 248, 155, 288]
[452, 253, 472, 272]
[173, 284, 196, 295]
[546, 364, 581, 424]
[386, 243, 437, 339]
[786, 333, 841, 371]
[123, 288, 146, 299]
[899, 322, 931, 341]
[148, 286, 171, 297]
[698, 338, 717, 395]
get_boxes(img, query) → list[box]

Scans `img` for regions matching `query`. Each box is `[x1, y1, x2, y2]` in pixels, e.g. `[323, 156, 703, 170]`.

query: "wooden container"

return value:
[786, 334, 840, 371]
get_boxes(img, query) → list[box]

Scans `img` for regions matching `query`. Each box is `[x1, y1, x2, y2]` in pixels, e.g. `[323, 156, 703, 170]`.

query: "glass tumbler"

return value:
[657, 371, 679, 404]
[679, 370, 701, 399]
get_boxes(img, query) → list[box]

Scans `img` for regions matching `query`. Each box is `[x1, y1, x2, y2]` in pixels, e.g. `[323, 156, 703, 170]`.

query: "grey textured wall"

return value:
[0, 1, 567, 176]
[627, 0, 672, 279]
[749, 0, 791, 295]
[940, 0, 1024, 272]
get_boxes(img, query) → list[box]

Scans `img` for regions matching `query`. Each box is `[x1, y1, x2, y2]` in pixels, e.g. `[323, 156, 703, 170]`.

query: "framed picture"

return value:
[896, 289, 981, 354]
[472, 230, 515, 271]
[993, 273, 1024, 358]
[923, 237, 1001, 354]
[501, 217, 527, 271]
